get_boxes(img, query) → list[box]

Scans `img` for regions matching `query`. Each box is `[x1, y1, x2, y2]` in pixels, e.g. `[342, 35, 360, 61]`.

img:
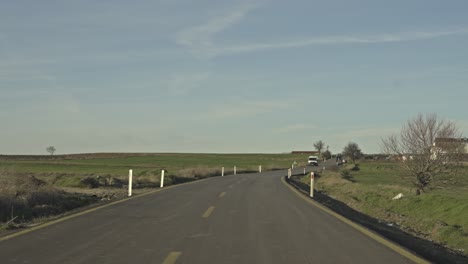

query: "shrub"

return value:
[80, 177, 100, 188]
[178, 167, 221, 179]
[341, 169, 351, 178]
[0, 172, 99, 223]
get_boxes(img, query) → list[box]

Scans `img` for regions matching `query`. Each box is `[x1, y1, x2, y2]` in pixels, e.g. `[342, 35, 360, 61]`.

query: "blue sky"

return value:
[1, 0, 467, 154]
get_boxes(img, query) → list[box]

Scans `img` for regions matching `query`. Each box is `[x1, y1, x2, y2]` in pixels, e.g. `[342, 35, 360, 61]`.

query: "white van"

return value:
[308, 156, 319, 166]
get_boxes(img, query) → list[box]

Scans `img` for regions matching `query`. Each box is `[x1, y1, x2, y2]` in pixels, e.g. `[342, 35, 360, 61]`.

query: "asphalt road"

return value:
[0, 164, 419, 264]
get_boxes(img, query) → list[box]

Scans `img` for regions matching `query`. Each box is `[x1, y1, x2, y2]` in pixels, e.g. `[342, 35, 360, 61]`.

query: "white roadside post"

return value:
[259, 165, 262, 173]
[128, 169, 133, 197]
[310, 172, 315, 197]
[288, 168, 292, 179]
[292, 161, 297, 170]
[222, 167, 224, 177]
[303, 168, 306, 175]
[234, 166, 237, 175]
[160, 170, 165, 188]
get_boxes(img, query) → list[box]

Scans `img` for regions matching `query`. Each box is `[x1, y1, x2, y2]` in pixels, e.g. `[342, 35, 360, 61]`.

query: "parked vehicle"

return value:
[308, 156, 319, 166]
[336, 153, 343, 165]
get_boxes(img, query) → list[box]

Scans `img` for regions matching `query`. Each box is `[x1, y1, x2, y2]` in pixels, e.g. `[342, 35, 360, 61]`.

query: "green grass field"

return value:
[303, 161, 468, 255]
[0, 153, 310, 187]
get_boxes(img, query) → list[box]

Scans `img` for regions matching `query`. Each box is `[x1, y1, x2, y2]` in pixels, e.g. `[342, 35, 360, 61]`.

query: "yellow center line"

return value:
[162, 252, 182, 264]
[0, 175, 217, 243]
[202, 206, 215, 218]
[219, 192, 226, 198]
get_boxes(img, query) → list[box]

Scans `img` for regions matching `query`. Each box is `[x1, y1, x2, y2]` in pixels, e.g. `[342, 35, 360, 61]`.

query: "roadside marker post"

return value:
[160, 170, 165, 188]
[303, 168, 306, 175]
[292, 161, 297, 170]
[259, 165, 262, 173]
[288, 168, 292, 179]
[222, 167, 224, 177]
[310, 172, 315, 198]
[128, 170, 133, 197]
[234, 166, 237, 175]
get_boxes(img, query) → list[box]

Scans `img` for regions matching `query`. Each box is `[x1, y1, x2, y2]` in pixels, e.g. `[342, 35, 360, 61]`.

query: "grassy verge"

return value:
[299, 161, 468, 255]
[0, 172, 99, 229]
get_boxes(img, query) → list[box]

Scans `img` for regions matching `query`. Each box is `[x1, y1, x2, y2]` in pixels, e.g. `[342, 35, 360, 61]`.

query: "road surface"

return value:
[0, 165, 420, 263]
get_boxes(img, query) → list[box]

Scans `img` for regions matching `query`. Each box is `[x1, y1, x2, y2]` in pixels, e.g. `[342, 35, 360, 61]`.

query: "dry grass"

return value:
[0, 169, 98, 226]
[176, 166, 222, 179]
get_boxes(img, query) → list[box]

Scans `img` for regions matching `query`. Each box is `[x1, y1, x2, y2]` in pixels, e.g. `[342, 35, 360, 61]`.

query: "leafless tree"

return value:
[46, 146, 56, 155]
[343, 142, 362, 164]
[322, 149, 332, 160]
[381, 113, 465, 194]
[313, 140, 325, 155]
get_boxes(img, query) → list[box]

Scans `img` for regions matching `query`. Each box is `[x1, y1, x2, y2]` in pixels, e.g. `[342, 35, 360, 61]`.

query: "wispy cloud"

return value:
[212, 29, 468, 55]
[175, 2, 260, 54]
[177, 9, 468, 58]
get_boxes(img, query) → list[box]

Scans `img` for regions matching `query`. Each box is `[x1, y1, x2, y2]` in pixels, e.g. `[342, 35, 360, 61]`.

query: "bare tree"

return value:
[381, 113, 464, 194]
[322, 149, 332, 160]
[46, 146, 56, 155]
[343, 142, 362, 164]
[313, 140, 325, 155]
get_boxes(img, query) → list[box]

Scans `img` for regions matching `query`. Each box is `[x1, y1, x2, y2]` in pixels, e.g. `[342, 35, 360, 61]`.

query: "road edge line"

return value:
[280, 176, 430, 264]
[0, 176, 216, 243]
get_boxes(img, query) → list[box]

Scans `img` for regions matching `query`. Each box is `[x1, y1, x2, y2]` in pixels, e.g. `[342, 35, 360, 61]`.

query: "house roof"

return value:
[434, 137, 468, 144]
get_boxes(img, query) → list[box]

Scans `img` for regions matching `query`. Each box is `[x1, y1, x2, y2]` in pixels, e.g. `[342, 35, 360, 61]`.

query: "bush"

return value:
[0, 172, 99, 223]
[341, 169, 351, 178]
[80, 177, 100, 188]
[134, 179, 159, 188]
[178, 167, 221, 179]
[168, 175, 195, 184]
[109, 177, 125, 188]
[340, 169, 356, 182]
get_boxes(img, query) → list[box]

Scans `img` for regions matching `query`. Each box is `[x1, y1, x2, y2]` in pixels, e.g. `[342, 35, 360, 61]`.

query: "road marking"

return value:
[0, 176, 216, 243]
[0, 190, 162, 243]
[219, 192, 226, 198]
[162, 251, 182, 264]
[280, 176, 429, 264]
[202, 206, 215, 218]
